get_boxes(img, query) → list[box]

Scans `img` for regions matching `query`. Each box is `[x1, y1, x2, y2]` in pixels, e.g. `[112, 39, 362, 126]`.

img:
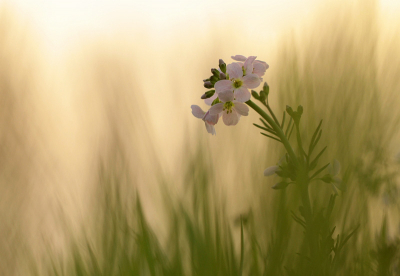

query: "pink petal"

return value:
[234, 87, 251, 102]
[204, 93, 218, 106]
[214, 80, 233, 94]
[242, 74, 261, 89]
[226, 63, 243, 79]
[255, 60, 268, 66]
[231, 55, 247, 62]
[222, 111, 240, 126]
[191, 105, 205, 119]
[218, 91, 234, 103]
[243, 56, 257, 74]
[204, 111, 219, 125]
[208, 103, 224, 115]
[205, 122, 216, 135]
[253, 62, 267, 77]
[233, 101, 249, 116]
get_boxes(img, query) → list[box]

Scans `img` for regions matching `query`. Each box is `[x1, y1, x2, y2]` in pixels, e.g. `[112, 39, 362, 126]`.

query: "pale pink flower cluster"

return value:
[191, 55, 268, 135]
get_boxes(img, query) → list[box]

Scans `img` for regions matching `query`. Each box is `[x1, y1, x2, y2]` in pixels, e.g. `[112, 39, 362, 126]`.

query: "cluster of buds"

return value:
[191, 55, 269, 135]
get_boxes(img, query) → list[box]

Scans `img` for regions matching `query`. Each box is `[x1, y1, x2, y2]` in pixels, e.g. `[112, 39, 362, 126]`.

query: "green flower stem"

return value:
[295, 122, 306, 162]
[247, 100, 316, 256]
[266, 104, 281, 126]
[246, 100, 298, 167]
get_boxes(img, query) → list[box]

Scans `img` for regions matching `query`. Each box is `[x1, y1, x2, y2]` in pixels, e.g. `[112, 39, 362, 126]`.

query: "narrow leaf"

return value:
[310, 162, 330, 179]
[281, 111, 286, 129]
[308, 120, 323, 154]
[261, 133, 282, 143]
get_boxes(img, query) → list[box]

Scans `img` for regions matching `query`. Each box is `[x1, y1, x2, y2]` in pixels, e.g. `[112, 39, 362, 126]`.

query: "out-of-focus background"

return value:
[0, 0, 399, 275]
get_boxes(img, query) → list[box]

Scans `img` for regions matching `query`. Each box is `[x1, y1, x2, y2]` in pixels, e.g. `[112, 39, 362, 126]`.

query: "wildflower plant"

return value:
[191, 55, 359, 274]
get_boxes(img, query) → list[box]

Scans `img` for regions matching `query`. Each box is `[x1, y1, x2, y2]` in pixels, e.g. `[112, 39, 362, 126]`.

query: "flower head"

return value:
[231, 55, 269, 79]
[208, 91, 249, 126]
[191, 105, 219, 135]
[214, 56, 261, 102]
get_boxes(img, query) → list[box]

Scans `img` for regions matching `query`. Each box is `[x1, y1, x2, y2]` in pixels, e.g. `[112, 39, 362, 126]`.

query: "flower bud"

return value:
[201, 90, 215, 99]
[263, 82, 269, 96]
[251, 90, 260, 100]
[219, 59, 227, 73]
[264, 166, 279, 176]
[219, 72, 226, 80]
[272, 181, 289, 190]
[209, 75, 218, 84]
[259, 91, 266, 102]
[211, 68, 220, 78]
[204, 81, 214, 89]
[286, 105, 294, 116]
[203, 78, 210, 82]
[297, 105, 303, 116]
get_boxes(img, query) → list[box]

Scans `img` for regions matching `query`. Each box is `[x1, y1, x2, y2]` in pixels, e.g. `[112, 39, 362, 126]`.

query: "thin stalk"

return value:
[266, 104, 281, 127]
[299, 178, 318, 264]
[246, 100, 298, 166]
[295, 122, 307, 160]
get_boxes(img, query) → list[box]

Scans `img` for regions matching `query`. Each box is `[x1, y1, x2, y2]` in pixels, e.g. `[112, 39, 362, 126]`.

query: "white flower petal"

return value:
[227, 63, 243, 79]
[231, 55, 247, 62]
[242, 74, 261, 89]
[191, 105, 205, 119]
[214, 80, 233, 94]
[243, 56, 257, 74]
[264, 166, 279, 176]
[218, 91, 234, 103]
[208, 103, 224, 115]
[234, 87, 251, 102]
[332, 159, 341, 176]
[204, 93, 218, 106]
[205, 122, 216, 135]
[204, 111, 219, 125]
[233, 101, 249, 116]
[222, 111, 240, 126]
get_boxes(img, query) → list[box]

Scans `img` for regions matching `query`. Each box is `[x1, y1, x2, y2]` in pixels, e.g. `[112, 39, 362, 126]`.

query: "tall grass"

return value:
[0, 0, 399, 275]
